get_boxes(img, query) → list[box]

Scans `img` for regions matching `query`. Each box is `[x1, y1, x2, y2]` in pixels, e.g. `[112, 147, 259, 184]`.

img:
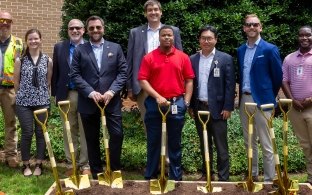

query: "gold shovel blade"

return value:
[150, 179, 175, 194]
[237, 181, 263, 192]
[111, 170, 123, 188]
[197, 185, 222, 193]
[64, 174, 91, 189]
[98, 171, 111, 186]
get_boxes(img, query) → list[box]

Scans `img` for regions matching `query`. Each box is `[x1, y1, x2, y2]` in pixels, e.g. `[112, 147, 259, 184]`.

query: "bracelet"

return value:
[184, 101, 190, 107]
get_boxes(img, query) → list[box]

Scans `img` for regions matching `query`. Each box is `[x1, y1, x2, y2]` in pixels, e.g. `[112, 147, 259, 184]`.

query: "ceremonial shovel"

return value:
[196, 111, 222, 193]
[34, 109, 73, 195]
[237, 102, 263, 192]
[95, 101, 123, 188]
[58, 100, 90, 189]
[150, 102, 175, 194]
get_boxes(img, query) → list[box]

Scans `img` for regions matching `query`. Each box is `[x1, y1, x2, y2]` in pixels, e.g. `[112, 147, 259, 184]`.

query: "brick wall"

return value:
[0, 0, 64, 57]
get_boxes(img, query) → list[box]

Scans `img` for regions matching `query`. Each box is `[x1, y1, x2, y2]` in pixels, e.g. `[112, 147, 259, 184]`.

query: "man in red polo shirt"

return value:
[138, 25, 194, 181]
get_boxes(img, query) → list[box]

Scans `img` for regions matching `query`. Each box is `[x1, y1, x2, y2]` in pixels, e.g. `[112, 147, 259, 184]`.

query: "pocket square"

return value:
[256, 55, 264, 58]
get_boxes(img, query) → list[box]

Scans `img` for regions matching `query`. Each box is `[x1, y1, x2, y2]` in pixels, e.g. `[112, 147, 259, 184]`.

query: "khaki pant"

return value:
[59, 90, 89, 170]
[0, 88, 17, 160]
[289, 106, 312, 182]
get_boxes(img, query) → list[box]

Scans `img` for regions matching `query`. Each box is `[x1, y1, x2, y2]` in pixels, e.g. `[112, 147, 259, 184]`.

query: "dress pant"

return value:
[0, 88, 17, 160]
[289, 106, 312, 183]
[194, 101, 229, 181]
[144, 96, 186, 181]
[239, 94, 275, 181]
[59, 90, 89, 170]
[80, 109, 123, 179]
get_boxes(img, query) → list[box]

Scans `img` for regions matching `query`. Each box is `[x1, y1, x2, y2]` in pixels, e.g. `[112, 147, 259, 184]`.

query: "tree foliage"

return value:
[61, 0, 312, 58]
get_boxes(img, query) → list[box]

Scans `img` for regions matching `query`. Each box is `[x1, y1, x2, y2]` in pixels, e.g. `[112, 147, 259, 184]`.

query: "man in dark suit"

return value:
[52, 19, 90, 176]
[189, 25, 235, 181]
[237, 14, 282, 182]
[127, 0, 183, 131]
[69, 15, 127, 179]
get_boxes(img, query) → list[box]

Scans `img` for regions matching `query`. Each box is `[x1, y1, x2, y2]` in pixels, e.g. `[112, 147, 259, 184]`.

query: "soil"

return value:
[49, 181, 312, 195]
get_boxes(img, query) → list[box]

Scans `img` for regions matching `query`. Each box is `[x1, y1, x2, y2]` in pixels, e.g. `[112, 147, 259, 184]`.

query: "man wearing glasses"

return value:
[70, 16, 127, 179]
[52, 19, 91, 176]
[237, 14, 282, 182]
[0, 11, 23, 168]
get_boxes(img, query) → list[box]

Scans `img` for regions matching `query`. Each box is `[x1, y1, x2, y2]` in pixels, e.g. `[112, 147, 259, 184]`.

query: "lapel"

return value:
[251, 39, 263, 68]
[142, 25, 148, 54]
[100, 41, 110, 75]
[86, 42, 100, 72]
[194, 53, 200, 84]
[210, 50, 219, 74]
[64, 40, 70, 66]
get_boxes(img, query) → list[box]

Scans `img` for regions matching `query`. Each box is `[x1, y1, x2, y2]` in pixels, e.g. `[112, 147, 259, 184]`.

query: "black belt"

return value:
[0, 85, 14, 89]
[243, 92, 251, 95]
[198, 100, 209, 106]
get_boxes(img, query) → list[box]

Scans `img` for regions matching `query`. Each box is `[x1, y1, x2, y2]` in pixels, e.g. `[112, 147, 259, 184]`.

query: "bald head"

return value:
[0, 11, 13, 21]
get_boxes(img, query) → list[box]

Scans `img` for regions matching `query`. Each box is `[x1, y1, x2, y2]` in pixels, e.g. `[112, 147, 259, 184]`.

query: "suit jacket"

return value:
[52, 39, 84, 103]
[126, 24, 183, 95]
[190, 50, 235, 120]
[237, 39, 282, 106]
[69, 40, 127, 114]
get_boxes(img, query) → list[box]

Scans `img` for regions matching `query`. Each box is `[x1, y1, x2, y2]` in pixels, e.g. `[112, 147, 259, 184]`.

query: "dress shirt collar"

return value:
[147, 23, 161, 31]
[246, 37, 261, 48]
[297, 48, 312, 57]
[199, 48, 216, 58]
[90, 38, 104, 47]
[70, 39, 84, 47]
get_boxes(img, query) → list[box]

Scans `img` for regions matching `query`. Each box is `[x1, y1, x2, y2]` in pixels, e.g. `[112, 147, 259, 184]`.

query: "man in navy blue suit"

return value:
[237, 14, 282, 182]
[190, 25, 235, 181]
[70, 16, 127, 179]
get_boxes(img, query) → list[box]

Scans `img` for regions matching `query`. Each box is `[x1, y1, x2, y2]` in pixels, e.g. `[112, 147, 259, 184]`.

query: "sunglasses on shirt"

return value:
[244, 22, 260, 28]
[88, 26, 103, 32]
[68, 26, 83, 31]
[0, 18, 12, 24]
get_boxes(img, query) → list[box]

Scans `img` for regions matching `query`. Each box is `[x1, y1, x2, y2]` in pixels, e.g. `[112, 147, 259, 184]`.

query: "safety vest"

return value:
[1, 35, 23, 86]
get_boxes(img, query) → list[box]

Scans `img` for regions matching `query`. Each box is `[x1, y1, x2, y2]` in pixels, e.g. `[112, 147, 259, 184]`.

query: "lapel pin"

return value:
[214, 60, 218, 65]
[108, 52, 114, 58]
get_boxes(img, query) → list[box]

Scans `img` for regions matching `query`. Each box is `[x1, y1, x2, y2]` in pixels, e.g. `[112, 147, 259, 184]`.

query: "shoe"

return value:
[33, 163, 42, 176]
[22, 164, 32, 176]
[81, 169, 91, 175]
[252, 176, 259, 182]
[65, 168, 73, 176]
[7, 158, 18, 168]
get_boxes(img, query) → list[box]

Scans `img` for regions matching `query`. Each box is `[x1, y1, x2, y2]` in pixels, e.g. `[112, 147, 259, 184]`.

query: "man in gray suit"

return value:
[126, 0, 183, 130]
[189, 25, 235, 181]
[52, 19, 90, 176]
[70, 16, 127, 179]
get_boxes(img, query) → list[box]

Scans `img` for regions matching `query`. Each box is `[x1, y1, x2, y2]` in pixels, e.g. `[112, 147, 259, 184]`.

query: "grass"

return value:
[0, 162, 308, 195]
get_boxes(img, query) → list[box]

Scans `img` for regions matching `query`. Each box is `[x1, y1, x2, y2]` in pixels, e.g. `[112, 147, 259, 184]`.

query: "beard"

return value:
[89, 33, 103, 43]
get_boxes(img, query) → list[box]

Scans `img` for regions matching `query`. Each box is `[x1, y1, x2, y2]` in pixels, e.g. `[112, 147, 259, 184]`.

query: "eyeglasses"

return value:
[200, 36, 215, 42]
[88, 26, 103, 31]
[68, 26, 83, 31]
[244, 23, 260, 28]
[0, 18, 12, 24]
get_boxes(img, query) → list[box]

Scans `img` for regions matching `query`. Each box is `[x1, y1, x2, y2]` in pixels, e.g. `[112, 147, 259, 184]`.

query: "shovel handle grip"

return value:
[279, 99, 292, 104]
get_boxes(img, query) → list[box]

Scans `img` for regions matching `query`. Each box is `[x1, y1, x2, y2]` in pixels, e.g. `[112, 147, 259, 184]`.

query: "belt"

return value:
[166, 95, 183, 102]
[198, 100, 208, 106]
[0, 85, 14, 89]
[243, 92, 251, 95]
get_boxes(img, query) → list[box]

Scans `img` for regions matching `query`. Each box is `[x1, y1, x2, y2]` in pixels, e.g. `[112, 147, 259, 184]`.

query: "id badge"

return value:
[171, 97, 178, 114]
[297, 66, 303, 76]
[214, 68, 220, 77]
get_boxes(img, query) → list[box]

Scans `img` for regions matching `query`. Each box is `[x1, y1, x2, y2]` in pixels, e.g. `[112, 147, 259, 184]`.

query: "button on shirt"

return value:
[242, 38, 261, 93]
[90, 38, 104, 70]
[147, 24, 161, 53]
[198, 48, 215, 101]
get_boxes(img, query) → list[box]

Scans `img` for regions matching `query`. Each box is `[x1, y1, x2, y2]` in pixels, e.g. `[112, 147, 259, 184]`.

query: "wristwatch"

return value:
[184, 101, 190, 107]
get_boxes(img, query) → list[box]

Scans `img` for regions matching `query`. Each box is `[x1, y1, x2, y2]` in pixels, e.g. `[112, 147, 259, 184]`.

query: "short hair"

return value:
[86, 15, 104, 28]
[198, 25, 218, 39]
[244, 13, 261, 24]
[144, 0, 161, 12]
[159, 25, 173, 34]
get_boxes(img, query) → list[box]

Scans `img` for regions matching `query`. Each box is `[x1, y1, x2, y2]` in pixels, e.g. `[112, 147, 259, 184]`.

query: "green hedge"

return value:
[0, 103, 305, 174]
[60, 0, 312, 58]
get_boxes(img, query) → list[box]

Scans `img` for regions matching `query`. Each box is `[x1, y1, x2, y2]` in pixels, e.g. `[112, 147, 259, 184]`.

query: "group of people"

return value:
[0, 0, 311, 185]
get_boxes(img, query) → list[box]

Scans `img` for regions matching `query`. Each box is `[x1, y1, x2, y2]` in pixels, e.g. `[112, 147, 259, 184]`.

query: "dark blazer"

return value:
[237, 39, 282, 106]
[190, 50, 235, 120]
[69, 41, 127, 114]
[126, 24, 183, 95]
[52, 39, 87, 103]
